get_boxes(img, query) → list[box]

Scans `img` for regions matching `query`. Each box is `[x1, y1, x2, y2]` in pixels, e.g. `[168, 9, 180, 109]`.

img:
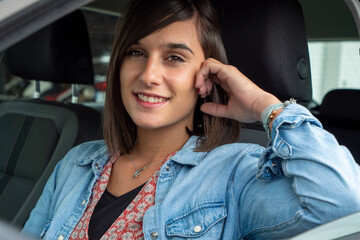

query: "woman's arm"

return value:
[195, 58, 280, 124]
[21, 145, 79, 238]
[22, 161, 62, 237]
[241, 104, 360, 239]
[195, 58, 360, 239]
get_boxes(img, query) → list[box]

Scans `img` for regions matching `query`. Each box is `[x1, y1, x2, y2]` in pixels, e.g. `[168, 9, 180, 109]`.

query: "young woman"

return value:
[23, 0, 360, 239]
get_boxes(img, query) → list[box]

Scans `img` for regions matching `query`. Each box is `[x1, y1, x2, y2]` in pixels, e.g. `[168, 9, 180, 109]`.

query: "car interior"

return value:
[0, 10, 102, 227]
[0, 0, 359, 238]
[217, 0, 313, 147]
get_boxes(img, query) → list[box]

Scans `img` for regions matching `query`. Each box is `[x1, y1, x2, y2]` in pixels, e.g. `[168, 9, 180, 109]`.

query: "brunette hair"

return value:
[103, 0, 241, 155]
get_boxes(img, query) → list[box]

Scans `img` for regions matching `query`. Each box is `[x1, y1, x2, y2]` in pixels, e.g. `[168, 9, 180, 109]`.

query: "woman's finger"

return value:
[200, 102, 229, 118]
[195, 58, 227, 97]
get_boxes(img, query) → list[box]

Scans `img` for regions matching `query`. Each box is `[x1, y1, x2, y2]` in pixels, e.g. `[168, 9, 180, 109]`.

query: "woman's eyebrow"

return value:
[164, 43, 194, 55]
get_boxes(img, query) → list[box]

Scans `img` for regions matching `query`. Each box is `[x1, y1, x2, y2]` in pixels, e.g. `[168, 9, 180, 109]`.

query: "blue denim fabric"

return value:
[22, 104, 360, 240]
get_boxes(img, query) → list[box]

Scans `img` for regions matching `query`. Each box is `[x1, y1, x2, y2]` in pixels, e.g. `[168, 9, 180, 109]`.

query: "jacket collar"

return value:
[74, 136, 207, 169]
[74, 141, 109, 165]
[170, 136, 207, 166]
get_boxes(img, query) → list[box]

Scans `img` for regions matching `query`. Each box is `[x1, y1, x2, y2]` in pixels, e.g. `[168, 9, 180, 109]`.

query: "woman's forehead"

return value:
[134, 19, 203, 53]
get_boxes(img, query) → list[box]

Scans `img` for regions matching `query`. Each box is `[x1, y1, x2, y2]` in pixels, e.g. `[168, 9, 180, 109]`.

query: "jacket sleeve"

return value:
[21, 148, 73, 238]
[239, 104, 360, 240]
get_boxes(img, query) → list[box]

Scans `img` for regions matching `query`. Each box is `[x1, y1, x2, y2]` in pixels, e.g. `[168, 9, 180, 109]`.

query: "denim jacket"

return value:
[23, 104, 360, 240]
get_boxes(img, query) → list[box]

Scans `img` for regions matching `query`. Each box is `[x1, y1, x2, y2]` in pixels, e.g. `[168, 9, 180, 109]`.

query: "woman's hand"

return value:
[195, 58, 281, 123]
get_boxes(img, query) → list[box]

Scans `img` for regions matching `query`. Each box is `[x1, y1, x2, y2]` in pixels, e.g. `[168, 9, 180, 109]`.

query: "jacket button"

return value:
[95, 164, 101, 170]
[150, 232, 158, 239]
[193, 225, 202, 233]
[58, 235, 64, 240]
[165, 164, 171, 171]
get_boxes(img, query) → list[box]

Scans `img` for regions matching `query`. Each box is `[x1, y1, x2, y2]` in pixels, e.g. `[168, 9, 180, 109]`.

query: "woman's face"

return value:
[120, 19, 205, 131]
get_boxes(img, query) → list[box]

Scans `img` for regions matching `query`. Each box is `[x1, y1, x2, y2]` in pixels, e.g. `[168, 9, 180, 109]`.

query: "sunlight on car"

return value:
[309, 41, 360, 103]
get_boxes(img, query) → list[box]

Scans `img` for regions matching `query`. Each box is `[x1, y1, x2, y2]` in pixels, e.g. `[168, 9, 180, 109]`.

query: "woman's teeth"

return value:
[137, 94, 167, 103]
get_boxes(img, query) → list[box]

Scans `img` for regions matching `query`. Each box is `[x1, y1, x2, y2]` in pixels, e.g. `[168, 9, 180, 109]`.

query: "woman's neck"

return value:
[132, 125, 190, 164]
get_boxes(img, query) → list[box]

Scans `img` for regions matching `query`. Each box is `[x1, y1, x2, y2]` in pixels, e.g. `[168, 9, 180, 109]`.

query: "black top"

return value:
[88, 183, 145, 240]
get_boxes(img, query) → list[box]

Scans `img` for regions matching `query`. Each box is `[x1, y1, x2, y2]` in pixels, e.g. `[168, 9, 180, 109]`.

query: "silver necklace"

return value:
[129, 153, 164, 178]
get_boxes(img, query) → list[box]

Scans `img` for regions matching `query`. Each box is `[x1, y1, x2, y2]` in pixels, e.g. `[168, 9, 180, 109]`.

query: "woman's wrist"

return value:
[254, 94, 282, 122]
[261, 98, 297, 139]
[268, 108, 284, 130]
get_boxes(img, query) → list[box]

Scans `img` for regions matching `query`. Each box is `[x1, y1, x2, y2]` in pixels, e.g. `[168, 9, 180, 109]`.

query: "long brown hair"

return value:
[103, 0, 241, 155]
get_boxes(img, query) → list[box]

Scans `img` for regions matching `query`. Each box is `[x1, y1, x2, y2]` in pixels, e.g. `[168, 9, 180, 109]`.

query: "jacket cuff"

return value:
[256, 104, 322, 181]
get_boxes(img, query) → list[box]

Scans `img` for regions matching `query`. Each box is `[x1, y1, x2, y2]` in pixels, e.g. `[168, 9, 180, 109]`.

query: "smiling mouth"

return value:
[136, 93, 169, 103]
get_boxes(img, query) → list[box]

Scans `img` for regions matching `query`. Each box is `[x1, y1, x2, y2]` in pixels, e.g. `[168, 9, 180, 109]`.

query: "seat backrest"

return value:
[318, 89, 360, 162]
[212, 0, 313, 145]
[0, 10, 102, 227]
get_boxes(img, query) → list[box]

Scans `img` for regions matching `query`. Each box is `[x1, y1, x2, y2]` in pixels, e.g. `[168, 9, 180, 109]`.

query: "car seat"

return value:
[212, 0, 313, 146]
[0, 10, 102, 227]
[317, 89, 360, 163]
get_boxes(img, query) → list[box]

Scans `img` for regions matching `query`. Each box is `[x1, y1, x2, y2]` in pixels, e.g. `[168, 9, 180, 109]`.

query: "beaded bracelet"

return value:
[261, 98, 297, 139]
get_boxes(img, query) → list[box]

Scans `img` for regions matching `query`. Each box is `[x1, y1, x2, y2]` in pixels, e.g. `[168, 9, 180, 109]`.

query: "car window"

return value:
[308, 40, 360, 104]
[82, 9, 119, 103]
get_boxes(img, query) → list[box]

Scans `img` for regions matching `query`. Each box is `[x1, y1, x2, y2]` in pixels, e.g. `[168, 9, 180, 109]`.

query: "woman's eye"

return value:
[167, 55, 184, 63]
[128, 50, 144, 57]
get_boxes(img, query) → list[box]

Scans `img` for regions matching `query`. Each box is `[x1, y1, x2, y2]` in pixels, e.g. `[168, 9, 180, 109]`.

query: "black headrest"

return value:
[6, 10, 94, 85]
[214, 0, 312, 103]
[320, 89, 360, 126]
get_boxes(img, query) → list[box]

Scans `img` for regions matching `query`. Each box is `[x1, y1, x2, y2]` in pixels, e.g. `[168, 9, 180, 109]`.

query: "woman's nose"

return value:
[139, 58, 162, 86]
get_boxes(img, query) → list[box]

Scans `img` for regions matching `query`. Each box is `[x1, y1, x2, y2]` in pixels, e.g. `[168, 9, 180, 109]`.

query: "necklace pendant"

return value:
[134, 170, 141, 178]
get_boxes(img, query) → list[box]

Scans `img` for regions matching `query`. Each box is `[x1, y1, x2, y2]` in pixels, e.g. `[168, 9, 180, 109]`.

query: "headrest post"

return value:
[71, 84, 79, 104]
[34, 81, 40, 99]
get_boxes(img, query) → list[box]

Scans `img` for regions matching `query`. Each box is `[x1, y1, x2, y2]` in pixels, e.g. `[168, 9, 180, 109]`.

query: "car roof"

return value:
[0, 0, 359, 53]
[0, 0, 94, 52]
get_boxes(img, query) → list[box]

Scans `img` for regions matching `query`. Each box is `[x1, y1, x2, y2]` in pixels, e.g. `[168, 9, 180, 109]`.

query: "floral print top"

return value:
[69, 153, 174, 240]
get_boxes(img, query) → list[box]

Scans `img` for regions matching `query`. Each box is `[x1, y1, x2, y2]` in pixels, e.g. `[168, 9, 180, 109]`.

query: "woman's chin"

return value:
[133, 119, 166, 130]
[131, 113, 194, 132]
